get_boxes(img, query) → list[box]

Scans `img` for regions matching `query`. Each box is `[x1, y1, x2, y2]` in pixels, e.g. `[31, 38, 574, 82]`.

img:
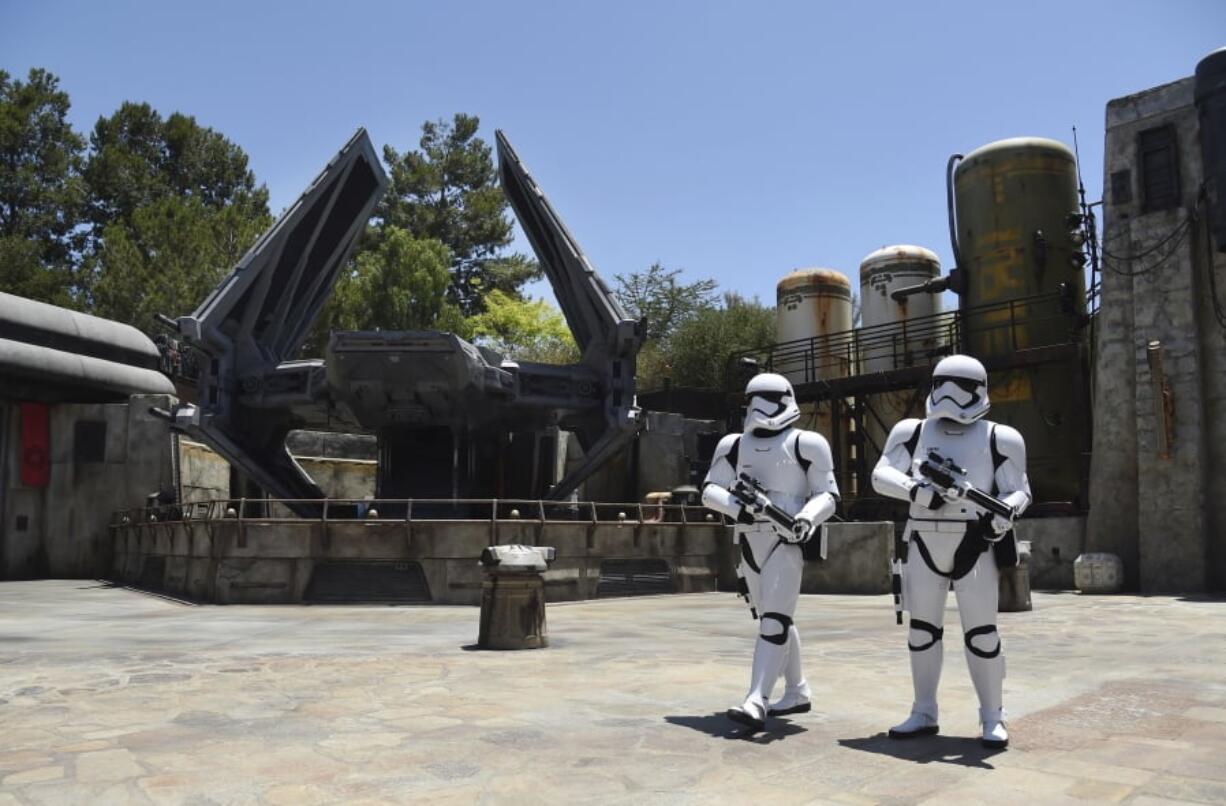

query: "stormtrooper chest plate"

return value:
[913, 419, 997, 518]
[737, 430, 808, 514]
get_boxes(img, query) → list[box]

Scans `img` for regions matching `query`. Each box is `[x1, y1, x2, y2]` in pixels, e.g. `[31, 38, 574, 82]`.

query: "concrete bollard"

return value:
[478, 545, 556, 650]
[998, 540, 1033, 612]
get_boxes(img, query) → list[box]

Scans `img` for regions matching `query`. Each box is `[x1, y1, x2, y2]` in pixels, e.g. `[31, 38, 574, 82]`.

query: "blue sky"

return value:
[3, 1, 1222, 308]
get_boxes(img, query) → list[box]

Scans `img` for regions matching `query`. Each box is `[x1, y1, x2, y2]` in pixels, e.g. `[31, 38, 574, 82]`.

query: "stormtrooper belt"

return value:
[906, 519, 992, 580]
[906, 519, 973, 534]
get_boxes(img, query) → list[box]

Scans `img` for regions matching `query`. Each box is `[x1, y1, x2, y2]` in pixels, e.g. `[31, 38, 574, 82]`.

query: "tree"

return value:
[614, 262, 718, 343]
[326, 227, 467, 335]
[375, 114, 537, 314]
[468, 290, 578, 364]
[0, 68, 87, 306]
[83, 103, 271, 325]
[661, 293, 776, 390]
[90, 195, 269, 328]
[83, 103, 268, 240]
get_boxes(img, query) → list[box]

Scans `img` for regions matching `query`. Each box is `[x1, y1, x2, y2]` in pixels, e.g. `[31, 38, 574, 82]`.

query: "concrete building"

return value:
[1086, 71, 1226, 592]
[0, 293, 179, 579]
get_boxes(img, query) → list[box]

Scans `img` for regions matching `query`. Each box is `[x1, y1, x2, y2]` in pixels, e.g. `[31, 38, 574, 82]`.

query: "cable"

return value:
[1100, 215, 1194, 261]
[1100, 215, 1196, 277]
[1204, 186, 1226, 332]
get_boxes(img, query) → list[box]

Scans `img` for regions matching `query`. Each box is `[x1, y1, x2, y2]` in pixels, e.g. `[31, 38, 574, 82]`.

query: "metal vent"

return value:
[304, 560, 431, 604]
[597, 559, 674, 597]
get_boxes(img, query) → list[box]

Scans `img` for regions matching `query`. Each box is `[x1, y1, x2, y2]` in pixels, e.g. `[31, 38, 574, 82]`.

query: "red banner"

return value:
[20, 402, 50, 488]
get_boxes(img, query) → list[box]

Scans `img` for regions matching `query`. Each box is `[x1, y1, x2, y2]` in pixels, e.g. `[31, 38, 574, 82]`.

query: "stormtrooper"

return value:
[701, 372, 839, 731]
[871, 354, 1031, 749]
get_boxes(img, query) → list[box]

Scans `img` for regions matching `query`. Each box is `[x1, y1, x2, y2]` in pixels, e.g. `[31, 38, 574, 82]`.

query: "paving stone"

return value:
[1064, 779, 1134, 801]
[74, 748, 143, 783]
[0, 581, 1224, 802]
[2, 765, 64, 785]
[1183, 705, 1226, 723]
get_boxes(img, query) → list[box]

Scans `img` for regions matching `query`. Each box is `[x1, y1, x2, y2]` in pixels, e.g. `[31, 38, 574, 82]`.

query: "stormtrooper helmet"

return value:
[744, 373, 801, 433]
[926, 354, 990, 424]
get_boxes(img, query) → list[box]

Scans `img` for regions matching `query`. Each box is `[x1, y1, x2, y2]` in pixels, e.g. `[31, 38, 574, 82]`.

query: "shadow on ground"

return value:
[665, 713, 806, 743]
[838, 733, 1002, 769]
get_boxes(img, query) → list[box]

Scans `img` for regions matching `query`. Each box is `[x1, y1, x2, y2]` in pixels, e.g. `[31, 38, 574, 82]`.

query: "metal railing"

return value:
[726, 291, 1077, 389]
[112, 497, 725, 527]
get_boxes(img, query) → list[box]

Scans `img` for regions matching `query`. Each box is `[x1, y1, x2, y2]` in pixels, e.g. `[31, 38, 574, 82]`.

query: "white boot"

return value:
[768, 680, 812, 716]
[980, 707, 1008, 749]
[727, 634, 787, 731]
[726, 696, 767, 731]
[888, 710, 939, 739]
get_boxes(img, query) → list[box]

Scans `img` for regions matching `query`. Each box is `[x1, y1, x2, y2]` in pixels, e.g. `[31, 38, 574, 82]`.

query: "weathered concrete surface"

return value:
[177, 440, 229, 504]
[1016, 516, 1084, 591]
[802, 522, 893, 594]
[2, 395, 176, 580]
[3, 581, 1225, 804]
[112, 518, 730, 605]
[1089, 75, 1226, 592]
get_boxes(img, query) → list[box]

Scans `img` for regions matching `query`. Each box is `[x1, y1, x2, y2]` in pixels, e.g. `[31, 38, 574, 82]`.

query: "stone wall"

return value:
[112, 516, 730, 605]
[1017, 516, 1084, 591]
[1087, 76, 1226, 592]
[178, 439, 229, 504]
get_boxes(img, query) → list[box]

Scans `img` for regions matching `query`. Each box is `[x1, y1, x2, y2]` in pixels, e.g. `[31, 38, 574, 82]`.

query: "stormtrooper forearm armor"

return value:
[796, 492, 836, 526]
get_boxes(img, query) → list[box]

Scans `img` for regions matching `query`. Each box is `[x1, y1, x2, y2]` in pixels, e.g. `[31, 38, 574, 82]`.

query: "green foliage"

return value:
[661, 293, 776, 390]
[614, 262, 718, 343]
[0, 68, 87, 304]
[326, 228, 467, 336]
[375, 114, 538, 314]
[83, 102, 271, 326]
[83, 102, 268, 239]
[91, 195, 269, 328]
[469, 289, 578, 364]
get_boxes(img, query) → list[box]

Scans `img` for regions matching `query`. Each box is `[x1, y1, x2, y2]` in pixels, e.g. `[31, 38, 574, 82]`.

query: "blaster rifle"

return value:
[918, 450, 1015, 521]
[730, 473, 795, 535]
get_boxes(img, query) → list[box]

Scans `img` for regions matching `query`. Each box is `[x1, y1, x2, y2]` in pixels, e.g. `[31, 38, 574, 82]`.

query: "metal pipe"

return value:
[947, 153, 965, 270]
[1145, 341, 1175, 459]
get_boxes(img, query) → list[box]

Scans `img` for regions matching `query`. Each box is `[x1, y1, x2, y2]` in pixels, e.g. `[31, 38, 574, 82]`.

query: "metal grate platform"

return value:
[597, 559, 675, 598]
[304, 560, 432, 604]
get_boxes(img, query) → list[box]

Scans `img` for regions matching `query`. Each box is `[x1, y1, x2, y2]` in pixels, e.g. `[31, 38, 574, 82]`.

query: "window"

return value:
[1110, 169, 1133, 206]
[1138, 125, 1180, 212]
[74, 420, 107, 463]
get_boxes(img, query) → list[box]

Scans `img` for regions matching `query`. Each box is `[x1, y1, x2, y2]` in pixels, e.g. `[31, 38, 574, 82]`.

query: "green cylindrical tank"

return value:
[952, 137, 1088, 506]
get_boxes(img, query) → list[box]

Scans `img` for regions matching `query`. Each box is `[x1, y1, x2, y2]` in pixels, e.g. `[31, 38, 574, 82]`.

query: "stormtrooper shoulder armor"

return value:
[701, 433, 743, 518]
[882, 418, 924, 459]
[870, 418, 924, 501]
[989, 422, 1032, 514]
[991, 423, 1026, 465]
[710, 433, 741, 476]
[794, 430, 834, 473]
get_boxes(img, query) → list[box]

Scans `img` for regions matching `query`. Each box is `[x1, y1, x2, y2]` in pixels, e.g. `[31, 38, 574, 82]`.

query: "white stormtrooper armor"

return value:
[702, 373, 839, 731]
[871, 355, 1031, 749]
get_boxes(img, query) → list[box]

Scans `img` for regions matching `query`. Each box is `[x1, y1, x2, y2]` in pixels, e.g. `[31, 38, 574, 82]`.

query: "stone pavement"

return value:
[1, 581, 1225, 805]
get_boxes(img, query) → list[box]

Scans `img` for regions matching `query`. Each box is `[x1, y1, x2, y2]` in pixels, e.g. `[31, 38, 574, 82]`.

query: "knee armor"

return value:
[964, 624, 1001, 658]
[760, 612, 793, 645]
